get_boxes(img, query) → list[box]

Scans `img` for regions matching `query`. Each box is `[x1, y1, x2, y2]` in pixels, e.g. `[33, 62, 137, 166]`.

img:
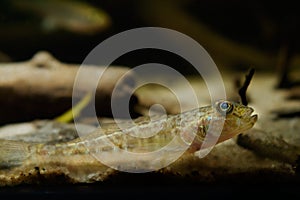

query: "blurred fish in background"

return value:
[10, 0, 111, 35]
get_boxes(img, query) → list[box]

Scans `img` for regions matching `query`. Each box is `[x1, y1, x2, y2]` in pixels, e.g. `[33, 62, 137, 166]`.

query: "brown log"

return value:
[0, 51, 138, 125]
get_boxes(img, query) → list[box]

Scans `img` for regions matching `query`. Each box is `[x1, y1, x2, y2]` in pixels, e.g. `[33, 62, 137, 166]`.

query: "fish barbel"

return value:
[0, 100, 257, 168]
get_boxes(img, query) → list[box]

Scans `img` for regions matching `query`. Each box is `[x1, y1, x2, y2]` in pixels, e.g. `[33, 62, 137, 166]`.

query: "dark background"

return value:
[1, 0, 300, 74]
[1, 0, 300, 197]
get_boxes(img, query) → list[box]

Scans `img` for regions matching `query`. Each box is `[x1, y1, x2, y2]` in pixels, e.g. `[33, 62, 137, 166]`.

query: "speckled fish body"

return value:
[0, 100, 257, 168]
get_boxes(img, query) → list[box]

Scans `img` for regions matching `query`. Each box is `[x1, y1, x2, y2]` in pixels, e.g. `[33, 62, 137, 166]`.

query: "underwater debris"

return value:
[0, 51, 137, 124]
[237, 129, 300, 166]
[238, 68, 255, 106]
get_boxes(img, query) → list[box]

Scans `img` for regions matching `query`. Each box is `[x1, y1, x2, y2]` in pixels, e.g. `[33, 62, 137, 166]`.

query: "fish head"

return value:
[185, 100, 257, 152]
[214, 100, 258, 143]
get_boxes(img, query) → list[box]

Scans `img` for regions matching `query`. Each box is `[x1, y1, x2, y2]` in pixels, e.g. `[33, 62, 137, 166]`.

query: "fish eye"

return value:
[217, 101, 233, 114]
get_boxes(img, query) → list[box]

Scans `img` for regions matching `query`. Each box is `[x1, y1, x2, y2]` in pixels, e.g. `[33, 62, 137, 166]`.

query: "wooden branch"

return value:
[238, 68, 255, 105]
[0, 51, 138, 125]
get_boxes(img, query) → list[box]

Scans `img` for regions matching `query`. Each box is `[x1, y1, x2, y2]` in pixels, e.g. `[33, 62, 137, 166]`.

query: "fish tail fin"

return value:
[0, 139, 32, 168]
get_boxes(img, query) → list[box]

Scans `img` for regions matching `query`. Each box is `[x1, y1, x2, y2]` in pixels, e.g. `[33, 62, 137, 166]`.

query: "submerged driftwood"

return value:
[0, 51, 137, 124]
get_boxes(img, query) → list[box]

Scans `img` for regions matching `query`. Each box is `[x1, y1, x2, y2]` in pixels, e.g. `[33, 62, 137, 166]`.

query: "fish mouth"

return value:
[249, 114, 258, 123]
[244, 107, 258, 123]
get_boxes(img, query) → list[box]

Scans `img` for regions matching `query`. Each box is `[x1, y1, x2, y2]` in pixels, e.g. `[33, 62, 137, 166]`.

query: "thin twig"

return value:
[238, 68, 255, 106]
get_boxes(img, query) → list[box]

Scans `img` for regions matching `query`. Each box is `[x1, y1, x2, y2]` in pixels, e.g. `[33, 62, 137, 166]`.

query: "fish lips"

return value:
[245, 107, 258, 123]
